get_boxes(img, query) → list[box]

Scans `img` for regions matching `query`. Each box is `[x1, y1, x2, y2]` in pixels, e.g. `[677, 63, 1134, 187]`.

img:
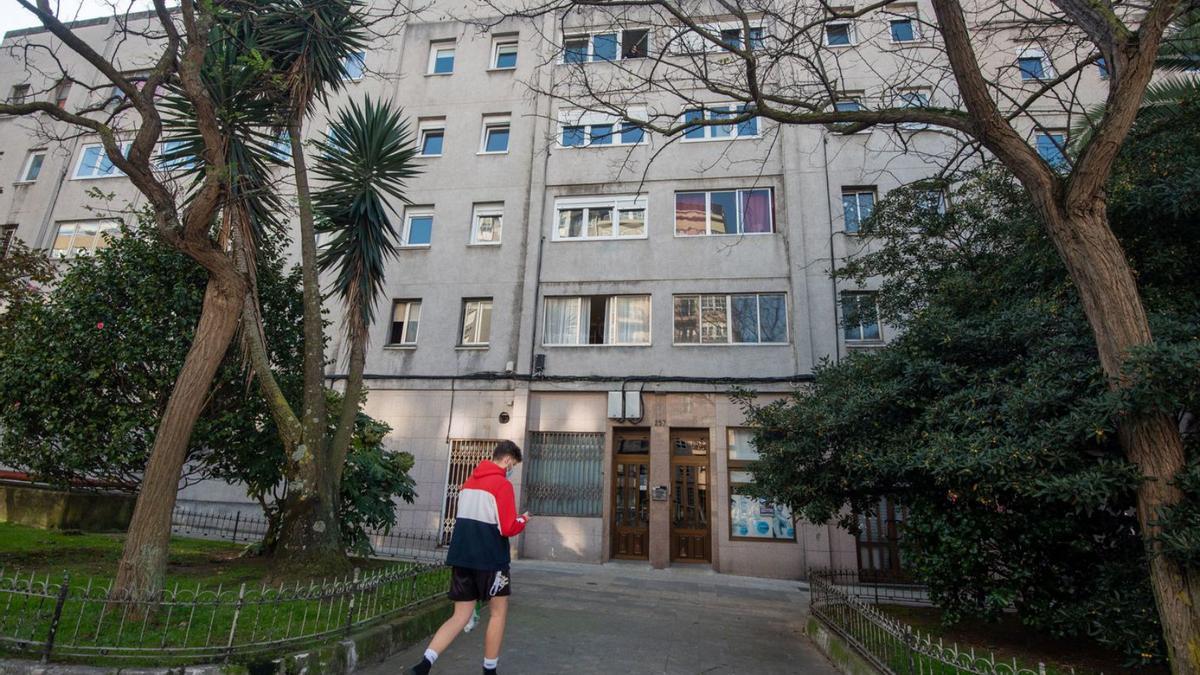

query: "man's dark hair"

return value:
[493, 440, 522, 463]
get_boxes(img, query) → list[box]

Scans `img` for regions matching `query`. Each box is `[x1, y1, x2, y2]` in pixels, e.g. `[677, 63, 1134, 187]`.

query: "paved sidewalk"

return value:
[363, 560, 837, 675]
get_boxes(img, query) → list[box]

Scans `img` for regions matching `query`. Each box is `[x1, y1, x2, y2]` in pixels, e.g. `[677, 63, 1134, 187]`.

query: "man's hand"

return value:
[520, 511, 533, 522]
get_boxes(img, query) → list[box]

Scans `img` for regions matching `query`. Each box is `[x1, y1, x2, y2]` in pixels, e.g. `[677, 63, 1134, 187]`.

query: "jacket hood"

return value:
[472, 460, 506, 480]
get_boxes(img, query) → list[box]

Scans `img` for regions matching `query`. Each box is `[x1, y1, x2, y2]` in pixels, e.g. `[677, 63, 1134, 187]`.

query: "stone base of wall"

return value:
[0, 481, 135, 532]
[804, 616, 883, 675]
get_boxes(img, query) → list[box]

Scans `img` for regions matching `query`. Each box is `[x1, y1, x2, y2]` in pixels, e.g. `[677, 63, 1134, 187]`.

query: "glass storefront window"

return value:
[727, 427, 795, 541]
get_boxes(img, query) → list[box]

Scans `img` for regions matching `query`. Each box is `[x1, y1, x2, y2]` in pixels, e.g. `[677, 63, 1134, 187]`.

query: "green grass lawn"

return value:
[0, 522, 449, 666]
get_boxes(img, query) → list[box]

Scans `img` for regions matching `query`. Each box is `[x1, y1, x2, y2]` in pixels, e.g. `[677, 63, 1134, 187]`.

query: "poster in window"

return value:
[731, 495, 795, 539]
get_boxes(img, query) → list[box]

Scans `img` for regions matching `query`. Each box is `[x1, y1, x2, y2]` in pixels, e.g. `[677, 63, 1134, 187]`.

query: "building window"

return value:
[554, 194, 647, 240]
[418, 118, 445, 157]
[524, 432, 605, 517]
[1018, 49, 1052, 80]
[492, 38, 518, 69]
[824, 19, 854, 46]
[842, 291, 882, 343]
[471, 203, 503, 244]
[480, 115, 511, 154]
[9, 84, 30, 104]
[1097, 57, 1109, 79]
[268, 131, 291, 160]
[728, 428, 795, 541]
[674, 188, 773, 236]
[897, 88, 930, 130]
[841, 188, 876, 234]
[72, 142, 131, 179]
[402, 209, 434, 247]
[542, 295, 651, 346]
[681, 104, 759, 141]
[563, 29, 649, 63]
[889, 17, 916, 42]
[341, 51, 366, 81]
[834, 96, 863, 112]
[719, 26, 765, 50]
[158, 139, 198, 170]
[53, 79, 71, 108]
[388, 300, 421, 345]
[51, 220, 121, 258]
[558, 108, 647, 147]
[0, 224, 16, 257]
[1036, 132, 1068, 169]
[857, 497, 908, 582]
[460, 298, 493, 346]
[429, 42, 455, 74]
[673, 293, 787, 345]
[917, 188, 947, 214]
[18, 150, 46, 182]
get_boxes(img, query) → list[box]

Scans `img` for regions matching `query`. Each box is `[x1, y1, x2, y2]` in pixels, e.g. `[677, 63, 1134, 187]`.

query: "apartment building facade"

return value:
[0, 1, 1103, 578]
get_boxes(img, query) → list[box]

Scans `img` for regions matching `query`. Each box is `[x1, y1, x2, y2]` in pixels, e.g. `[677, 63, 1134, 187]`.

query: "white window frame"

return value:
[428, 41, 456, 75]
[470, 203, 504, 245]
[479, 114, 511, 155]
[897, 88, 931, 131]
[17, 150, 46, 183]
[417, 118, 445, 157]
[387, 300, 421, 346]
[557, 108, 648, 148]
[667, 21, 765, 54]
[673, 188, 775, 237]
[460, 298, 493, 346]
[401, 208, 434, 248]
[72, 141, 132, 180]
[552, 194, 648, 241]
[560, 28, 651, 63]
[842, 291, 884, 344]
[824, 19, 856, 47]
[491, 37, 519, 70]
[679, 103, 760, 142]
[341, 51, 366, 81]
[541, 294, 653, 347]
[1017, 47, 1054, 81]
[50, 219, 121, 258]
[841, 187, 877, 234]
[671, 293, 789, 346]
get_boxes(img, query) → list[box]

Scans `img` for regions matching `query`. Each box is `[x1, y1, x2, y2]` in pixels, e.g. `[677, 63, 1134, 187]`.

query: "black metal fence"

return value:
[809, 569, 1057, 675]
[170, 508, 446, 564]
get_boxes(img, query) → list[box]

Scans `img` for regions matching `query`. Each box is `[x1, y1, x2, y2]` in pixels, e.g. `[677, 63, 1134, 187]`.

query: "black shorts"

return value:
[448, 566, 511, 602]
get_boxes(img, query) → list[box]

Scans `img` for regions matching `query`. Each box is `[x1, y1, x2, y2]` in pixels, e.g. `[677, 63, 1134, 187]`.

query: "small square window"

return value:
[460, 298, 493, 346]
[418, 120, 445, 156]
[1018, 55, 1046, 80]
[429, 42, 455, 74]
[621, 29, 649, 58]
[563, 35, 589, 63]
[890, 18, 916, 42]
[341, 51, 366, 81]
[493, 40, 518, 69]
[1036, 132, 1069, 170]
[389, 300, 421, 345]
[481, 116, 511, 153]
[471, 204, 503, 244]
[403, 210, 434, 246]
[9, 84, 30, 104]
[19, 151, 46, 182]
[825, 22, 852, 46]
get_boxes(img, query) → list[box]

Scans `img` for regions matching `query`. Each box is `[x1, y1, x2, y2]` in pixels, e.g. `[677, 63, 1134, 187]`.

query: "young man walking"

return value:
[410, 440, 531, 675]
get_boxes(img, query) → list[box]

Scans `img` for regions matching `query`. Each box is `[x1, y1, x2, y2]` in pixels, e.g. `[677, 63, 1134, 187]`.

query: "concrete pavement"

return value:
[362, 560, 838, 675]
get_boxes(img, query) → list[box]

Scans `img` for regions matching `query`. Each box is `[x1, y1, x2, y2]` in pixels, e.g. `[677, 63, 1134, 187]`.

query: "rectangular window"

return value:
[621, 29, 649, 58]
[673, 293, 787, 345]
[524, 432, 605, 517]
[898, 89, 930, 130]
[403, 208, 434, 246]
[728, 428, 795, 541]
[19, 150, 46, 182]
[460, 298, 493, 346]
[835, 97, 863, 112]
[54, 79, 71, 108]
[72, 142, 131, 179]
[720, 26, 765, 50]
[842, 291, 883, 342]
[554, 194, 646, 240]
[268, 131, 291, 160]
[562, 29, 651, 63]
[429, 42, 455, 74]
[1036, 132, 1069, 169]
[1, 224, 17, 257]
[542, 295, 651, 346]
[674, 188, 773, 236]
[841, 188, 876, 234]
[825, 21, 853, 46]
[890, 18, 916, 42]
[558, 108, 648, 148]
[9, 84, 29, 104]
[471, 203, 503, 244]
[918, 189, 947, 214]
[480, 115, 511, 153]
[492, 39, 518, 69]
[679, 104, 759, 141]
[1097, 57, 1109, 79]
[50, 220, 120, 258]
[418, 118, 445, 157]
[158, 139, 198, 170]
[669, 22, 765, 54]
[341, 51, 366, 81]
[388, 300, 421, 345]
[1018, 55, 1046, 80]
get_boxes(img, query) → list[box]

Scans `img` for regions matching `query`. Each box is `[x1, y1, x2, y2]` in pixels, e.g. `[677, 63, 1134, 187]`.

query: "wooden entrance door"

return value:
[670, 429, 711, 562]
[611, 428, 650, 559]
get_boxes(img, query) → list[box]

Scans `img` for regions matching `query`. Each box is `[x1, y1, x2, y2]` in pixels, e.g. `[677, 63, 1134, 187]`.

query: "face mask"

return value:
[505, 466, 514, 479]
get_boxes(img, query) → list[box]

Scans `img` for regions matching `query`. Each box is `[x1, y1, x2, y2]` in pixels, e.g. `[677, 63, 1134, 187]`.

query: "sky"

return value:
[0, 0, 154, 41]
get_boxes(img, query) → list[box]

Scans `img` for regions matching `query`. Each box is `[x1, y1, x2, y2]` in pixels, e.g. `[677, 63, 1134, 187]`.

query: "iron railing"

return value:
[809, 569, 1058, 675]
[170, 508, 446, 564]
[0, 562, 450, 664]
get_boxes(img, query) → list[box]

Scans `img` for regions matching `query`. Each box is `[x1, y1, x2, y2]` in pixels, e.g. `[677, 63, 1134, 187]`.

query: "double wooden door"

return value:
[670, 429, 711, 563]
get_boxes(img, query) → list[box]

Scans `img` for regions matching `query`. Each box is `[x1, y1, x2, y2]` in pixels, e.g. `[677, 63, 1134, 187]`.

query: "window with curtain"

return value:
[673, 293, 787, 344]
[542, 295, 650, 345]
[389, 300, 421, 345]
[728, 428, 795, 541]
[674, 188, 773, 236]
[460, 298, 492, 346]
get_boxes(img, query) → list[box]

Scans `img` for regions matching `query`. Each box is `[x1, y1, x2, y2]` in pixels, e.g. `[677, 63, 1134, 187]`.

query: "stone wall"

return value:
[0, 481, 135, 532]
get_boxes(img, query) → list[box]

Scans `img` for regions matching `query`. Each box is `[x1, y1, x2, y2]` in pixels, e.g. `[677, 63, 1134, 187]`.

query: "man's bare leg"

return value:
[484, 595, 508, 664]
[427, 600, 475, 655]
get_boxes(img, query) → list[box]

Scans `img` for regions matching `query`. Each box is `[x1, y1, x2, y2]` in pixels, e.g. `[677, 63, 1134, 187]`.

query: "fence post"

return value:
[232, 511, 241, 543]
[345, 568, 361, 635]
[225, 582, 247, 663]
[40, 573, 71, 664]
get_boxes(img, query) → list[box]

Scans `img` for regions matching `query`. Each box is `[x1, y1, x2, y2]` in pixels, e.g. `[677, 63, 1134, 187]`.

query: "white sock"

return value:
[424, 648, 439, 664]
[483, 657, 499, 670]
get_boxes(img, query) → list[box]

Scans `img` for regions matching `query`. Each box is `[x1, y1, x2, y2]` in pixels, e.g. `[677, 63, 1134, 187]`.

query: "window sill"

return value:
[70, 174, 126, 181]
[846, 340, 885, 348]
[416, 153, 442, 159]
[672, 342, 790, 347]
[541, 343, 652, 348]
[679, 135, 760, 144]
[467, 241, 502, 247]
[12, 180, 36, 185]
[673, 231, 776, 238]
[455, 344, 489, 351]
[824, 42, 857, 49]
[487, 67, 517, 73]
[476, 150, 510, 156]
[383, 344, 417, 351]
[425, 72, 453, 77]
[557, 143, 648, 150]
[551, 235, 649, 242]
[398, 244, 431, 250]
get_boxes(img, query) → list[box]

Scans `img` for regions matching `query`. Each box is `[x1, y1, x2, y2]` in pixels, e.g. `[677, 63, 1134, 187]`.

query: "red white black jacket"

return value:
[445, 461, 527, 571]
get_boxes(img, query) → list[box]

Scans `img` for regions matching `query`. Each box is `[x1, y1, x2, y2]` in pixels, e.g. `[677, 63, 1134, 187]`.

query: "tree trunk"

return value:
[111, 277, 244, 602]
[1045, 205, 1200, 672]
[289, 121, 328, 449]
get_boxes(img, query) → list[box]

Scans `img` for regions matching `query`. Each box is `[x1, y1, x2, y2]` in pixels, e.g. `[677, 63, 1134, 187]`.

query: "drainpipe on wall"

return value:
[821, 134, 842, 364]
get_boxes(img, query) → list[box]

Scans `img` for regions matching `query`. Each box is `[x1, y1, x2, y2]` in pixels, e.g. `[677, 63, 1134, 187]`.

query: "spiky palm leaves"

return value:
[313, 97, 420, 347]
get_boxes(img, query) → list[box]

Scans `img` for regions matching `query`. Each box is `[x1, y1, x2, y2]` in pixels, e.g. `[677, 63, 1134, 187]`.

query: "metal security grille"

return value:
[524, 432, 604, 516]
[440, 439, 501, 545]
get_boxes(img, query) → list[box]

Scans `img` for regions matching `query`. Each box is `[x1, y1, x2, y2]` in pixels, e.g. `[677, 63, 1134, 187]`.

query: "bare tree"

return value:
[487, 0, 1198, 669]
